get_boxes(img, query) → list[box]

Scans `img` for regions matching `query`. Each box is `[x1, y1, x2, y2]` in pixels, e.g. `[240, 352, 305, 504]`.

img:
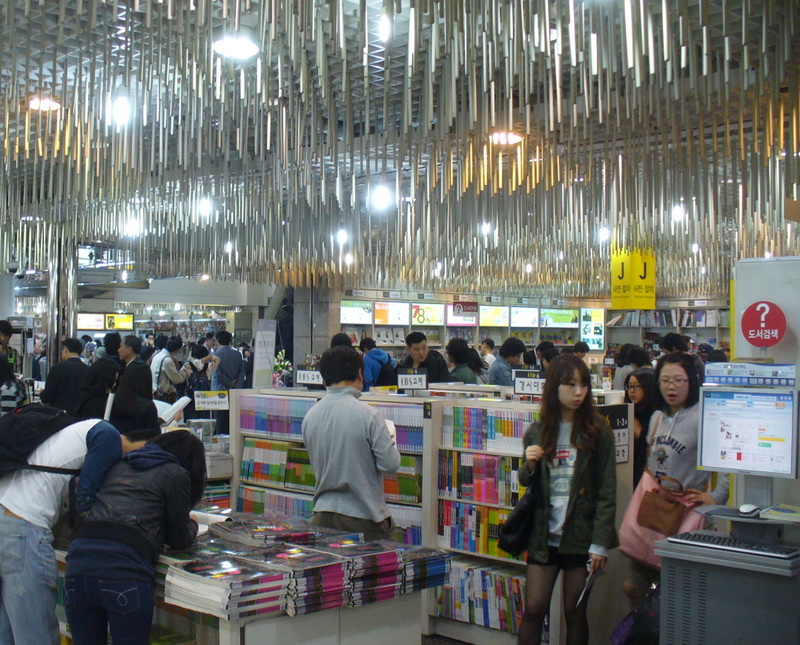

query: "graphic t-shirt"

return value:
[548, 422, 577, 546]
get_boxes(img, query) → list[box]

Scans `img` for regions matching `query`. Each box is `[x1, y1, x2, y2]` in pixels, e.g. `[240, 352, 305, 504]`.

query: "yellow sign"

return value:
[611, 248, 656, 309]
[105, 314, 134, 331]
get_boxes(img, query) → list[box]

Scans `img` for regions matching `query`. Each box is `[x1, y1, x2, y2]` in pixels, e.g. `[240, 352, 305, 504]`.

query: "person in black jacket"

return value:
[40, 338, 90, 415]
[64, 430, 205, 645]
[108, 361, 160, 434]
[74, 360, 119, 420]
[397, 331, 450, 384]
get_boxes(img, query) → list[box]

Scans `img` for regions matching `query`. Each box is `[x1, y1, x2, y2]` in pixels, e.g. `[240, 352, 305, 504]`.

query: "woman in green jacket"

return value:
[517, 355, 617, 645]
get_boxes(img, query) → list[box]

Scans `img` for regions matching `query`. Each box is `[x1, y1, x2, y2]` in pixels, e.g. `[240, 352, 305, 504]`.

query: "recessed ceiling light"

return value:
[379, 14, 392, 42]
[344, 253, 354, 266]
[336, 229, 348, 245]
[598, 227, 611, 242]
[224, 241, 233, 253]
[28, 96, 60, 112]
[481, 222, 492, 236]
[490, 131, 522, 145]
[113, 96, 131, 125]
[764, 251, 773, 258]
[526, 263, 533, 273]
[213, 34, 260, 60]
[672, 204, 686, 222]
[198, 198, 213, 218]
[692, 242, 700, 254]
[370, 185, 394, 210]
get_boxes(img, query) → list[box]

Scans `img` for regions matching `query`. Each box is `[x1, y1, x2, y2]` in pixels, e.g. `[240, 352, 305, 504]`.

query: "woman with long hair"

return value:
[623, 368, 658, 487]
[109, 361, 160, 434]
[65, 430, 206, 645]
[73, 360, 119, 420]
[622, 352, 728, 608]
[517, 355, 617, 645]
[445, 338, 483, 384]
[0, 355, 27, 413]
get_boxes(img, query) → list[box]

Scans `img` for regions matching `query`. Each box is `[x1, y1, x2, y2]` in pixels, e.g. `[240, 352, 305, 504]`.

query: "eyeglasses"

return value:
[659, 377, 689, 387]
[626, 384, 643, 391]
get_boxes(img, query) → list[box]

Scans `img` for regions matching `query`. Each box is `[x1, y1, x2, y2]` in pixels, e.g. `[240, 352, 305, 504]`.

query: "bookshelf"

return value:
[606, 306, 731, 352]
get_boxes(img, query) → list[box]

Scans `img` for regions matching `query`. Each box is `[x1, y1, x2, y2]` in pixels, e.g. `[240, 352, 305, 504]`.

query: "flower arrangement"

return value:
[273, 350, 292, 387]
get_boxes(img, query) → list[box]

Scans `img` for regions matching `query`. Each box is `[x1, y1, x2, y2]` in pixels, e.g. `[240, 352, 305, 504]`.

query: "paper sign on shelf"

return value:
[194, 391, 230, 410]
[513, 370, 545, 395]
[397, 368, 428, 390]
[295, 367, 324, 386]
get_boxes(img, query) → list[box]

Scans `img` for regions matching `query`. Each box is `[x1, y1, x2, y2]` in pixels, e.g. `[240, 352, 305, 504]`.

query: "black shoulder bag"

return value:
[498, 465, 541, 556]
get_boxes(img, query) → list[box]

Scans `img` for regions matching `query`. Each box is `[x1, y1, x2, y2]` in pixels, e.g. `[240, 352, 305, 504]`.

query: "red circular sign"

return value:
[740, 301, 787, 348]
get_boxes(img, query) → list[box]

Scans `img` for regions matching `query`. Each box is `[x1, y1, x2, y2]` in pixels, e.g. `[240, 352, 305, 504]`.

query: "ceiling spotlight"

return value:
[121, 270, 128, 282]
[112, 96, 131, 126]
[370, 185, 394, 210]
[344, 253, 354, 266]
[481, 222, 493, 236]
[765, 251, 773, 258]
[597, 227, 611, 242]
[701, 266, 707, 275]
[379, 14, 392, 42]
[490, 131, 523, 145]
[336, 228, 348, 245]
[691, 242, 700, 254]
[28, 96, 60, 112]
[198, 198, 213, 218]
[672, 204, 686, 222]
[174, 303, 181, 311]
[212, 32, 260, 60]
[558, 251, 564, 260]
[124, 219, 142, 238]
[526, 263, 533, 273]
[201, 274, 210, 281]
[224, 241, 233, 253]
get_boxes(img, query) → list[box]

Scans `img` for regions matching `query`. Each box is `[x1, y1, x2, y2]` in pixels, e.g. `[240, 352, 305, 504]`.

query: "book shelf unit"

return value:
[606, 307, 731, 353]
[230, 389, 435, 546]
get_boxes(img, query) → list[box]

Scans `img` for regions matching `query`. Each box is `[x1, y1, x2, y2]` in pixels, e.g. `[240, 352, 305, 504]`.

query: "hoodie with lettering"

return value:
[646, 404, 728, 503]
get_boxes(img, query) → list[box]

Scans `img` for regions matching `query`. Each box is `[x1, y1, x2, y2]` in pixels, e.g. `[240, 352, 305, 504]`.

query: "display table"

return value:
[655, 538, 800, 645]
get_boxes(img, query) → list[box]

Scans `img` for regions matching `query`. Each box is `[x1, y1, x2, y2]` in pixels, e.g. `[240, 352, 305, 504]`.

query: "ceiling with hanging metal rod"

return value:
[1, 0, 798, 298]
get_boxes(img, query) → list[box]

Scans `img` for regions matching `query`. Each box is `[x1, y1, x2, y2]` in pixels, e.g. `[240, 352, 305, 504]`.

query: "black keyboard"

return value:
[667, 531, 800, 559]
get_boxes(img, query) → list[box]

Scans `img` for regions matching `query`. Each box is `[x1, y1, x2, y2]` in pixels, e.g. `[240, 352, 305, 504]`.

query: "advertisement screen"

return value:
[479, 306, 509, 327]
[340, 300, 374, 325]
[580, 308, 605, 350]
[539, 308, 579, 328]
[374, 301, 410, 325]
[446, 304, 478, 326]
[411, 303, 445, 326]
[510, 307, 539, 328]
[77, 313, 105, 330]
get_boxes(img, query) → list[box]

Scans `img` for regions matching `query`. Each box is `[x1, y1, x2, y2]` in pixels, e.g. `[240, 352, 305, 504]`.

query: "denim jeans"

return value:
[0, 507, 60, 645]
[64, 576, 154, 645]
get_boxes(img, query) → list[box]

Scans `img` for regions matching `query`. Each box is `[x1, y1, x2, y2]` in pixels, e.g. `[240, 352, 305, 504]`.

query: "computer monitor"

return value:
[698, 387, 799, 479]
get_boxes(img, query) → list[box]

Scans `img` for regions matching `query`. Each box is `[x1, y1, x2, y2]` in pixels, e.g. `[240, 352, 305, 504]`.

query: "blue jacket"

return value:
[211, 345, 245, 390]
[488, 355, 514, 386]
[363, 348, 395, 391]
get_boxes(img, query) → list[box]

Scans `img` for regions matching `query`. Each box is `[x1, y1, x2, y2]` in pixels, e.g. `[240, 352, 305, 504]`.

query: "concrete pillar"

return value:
[294, 287, 341, 365]
[46, 239, 78, 365]
[0, 276, 16, 319]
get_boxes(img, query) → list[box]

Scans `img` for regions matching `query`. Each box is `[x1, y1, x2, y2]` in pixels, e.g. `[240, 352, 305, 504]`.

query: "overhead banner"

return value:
[611, 248, 656, 309]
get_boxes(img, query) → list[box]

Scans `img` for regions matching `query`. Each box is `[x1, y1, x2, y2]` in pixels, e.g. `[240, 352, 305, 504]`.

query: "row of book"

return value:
[438, 450, 527, 507]
[608, 308, 730, 328]
[202, 481, 231, 509]
[164, 516, 450, 621]
[236, 485, 424, 545]
[239, 394, 317, 438]
[433, 556, 529, 636]
[442, 405, 538, 453]
[437, 499, 522, 560]
[382, 455, 423, 504]
[367, 401, 425, 453]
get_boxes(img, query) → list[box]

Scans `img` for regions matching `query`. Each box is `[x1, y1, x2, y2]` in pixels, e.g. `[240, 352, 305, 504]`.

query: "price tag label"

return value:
[513, 370, 545, 395]
[194, 391, 230, 410]
[397, 368, 428, 390]
[295, 368, 324, 386]
[615, 445, 629, 463]
[613, 428, 629, 447]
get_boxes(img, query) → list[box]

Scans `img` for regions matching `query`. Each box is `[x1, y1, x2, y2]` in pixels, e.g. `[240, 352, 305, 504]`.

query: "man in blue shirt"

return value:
[488, 337, 526, 386]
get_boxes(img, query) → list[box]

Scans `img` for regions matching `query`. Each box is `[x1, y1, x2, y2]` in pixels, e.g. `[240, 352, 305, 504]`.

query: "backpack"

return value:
[375, 358, 398, 387]
[185, 362, 212, 401]
[0, 404, 80, 524]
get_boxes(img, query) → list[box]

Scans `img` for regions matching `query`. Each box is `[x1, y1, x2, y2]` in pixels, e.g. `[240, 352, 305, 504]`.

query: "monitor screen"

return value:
[699, 387, 799, 478]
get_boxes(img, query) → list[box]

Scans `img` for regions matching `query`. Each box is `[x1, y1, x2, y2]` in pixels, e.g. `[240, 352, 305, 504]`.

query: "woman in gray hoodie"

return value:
[623, 351, 728, 607]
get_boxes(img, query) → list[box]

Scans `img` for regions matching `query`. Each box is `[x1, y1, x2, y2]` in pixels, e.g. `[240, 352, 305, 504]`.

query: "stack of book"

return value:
[165, 555, 289, 620]
[391, 543, 452, 593]
[310, 537, 404, 606]
[208, 516, 322, 547]
[242, 543, 349, 616]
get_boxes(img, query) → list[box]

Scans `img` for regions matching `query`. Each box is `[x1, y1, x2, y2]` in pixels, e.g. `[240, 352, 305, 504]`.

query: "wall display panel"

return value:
[510, 307, 539, 328]
[76, 313, 105, 330]
[105, 314, 134, 331]
[446, 304, 478, 327]
[539, 308, 579, 328]
[374, 301, 410, 326]
[479, 306, 509, 327]
[412, 303, 445, 326]
[340, 300, 373, 325]
[580, 308, 605, 350]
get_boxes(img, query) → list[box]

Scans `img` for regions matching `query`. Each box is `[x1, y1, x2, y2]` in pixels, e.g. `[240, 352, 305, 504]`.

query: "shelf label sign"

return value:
[611, 248, 656, 310]
[295, 367, 324, 386]
[452, 301, 478, 315]
[741, 301, 787, 348]
[598, 403, 630, 464]
[397, 367, 428, 390]
[513, 370, 545, 395]
[194, 391, 230, 410]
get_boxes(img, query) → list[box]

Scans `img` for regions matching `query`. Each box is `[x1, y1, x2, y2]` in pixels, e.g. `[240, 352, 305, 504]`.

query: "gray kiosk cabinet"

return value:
[655, 538, 800, 644]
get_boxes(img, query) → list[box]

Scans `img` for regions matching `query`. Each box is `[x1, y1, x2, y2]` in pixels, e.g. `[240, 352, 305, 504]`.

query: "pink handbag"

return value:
[619, 469, 705, 569]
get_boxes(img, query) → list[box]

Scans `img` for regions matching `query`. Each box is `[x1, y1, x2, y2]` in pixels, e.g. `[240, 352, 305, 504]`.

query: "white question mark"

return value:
[756, 302, 770, 328]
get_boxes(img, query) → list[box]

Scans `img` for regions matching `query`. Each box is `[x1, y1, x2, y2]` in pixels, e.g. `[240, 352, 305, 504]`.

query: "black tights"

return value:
[517, 563, 591, 645]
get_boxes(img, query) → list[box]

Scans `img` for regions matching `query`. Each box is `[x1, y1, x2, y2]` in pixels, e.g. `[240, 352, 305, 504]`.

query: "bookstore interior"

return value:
[3, 0, 800, 644]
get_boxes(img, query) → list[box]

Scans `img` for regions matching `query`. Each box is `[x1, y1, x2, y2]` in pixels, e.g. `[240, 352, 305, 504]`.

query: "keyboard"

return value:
[667, 531, 800, 559]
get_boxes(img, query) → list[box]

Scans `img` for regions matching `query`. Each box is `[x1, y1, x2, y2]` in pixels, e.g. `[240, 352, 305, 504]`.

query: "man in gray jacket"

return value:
[302, 346, 400, 541]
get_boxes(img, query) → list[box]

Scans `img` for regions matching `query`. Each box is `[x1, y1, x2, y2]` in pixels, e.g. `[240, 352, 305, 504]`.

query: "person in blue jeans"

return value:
[0, 419, 141, 645]
[64, 430, 206, 645]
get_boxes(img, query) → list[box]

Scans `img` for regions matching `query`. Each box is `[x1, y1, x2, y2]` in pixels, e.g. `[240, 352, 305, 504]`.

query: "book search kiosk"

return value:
[655, 371, 800, 644]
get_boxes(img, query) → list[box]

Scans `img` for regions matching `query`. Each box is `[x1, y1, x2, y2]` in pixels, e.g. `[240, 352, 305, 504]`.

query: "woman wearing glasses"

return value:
[623, 368, 658, 488]
[623, 352, 728, 608]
